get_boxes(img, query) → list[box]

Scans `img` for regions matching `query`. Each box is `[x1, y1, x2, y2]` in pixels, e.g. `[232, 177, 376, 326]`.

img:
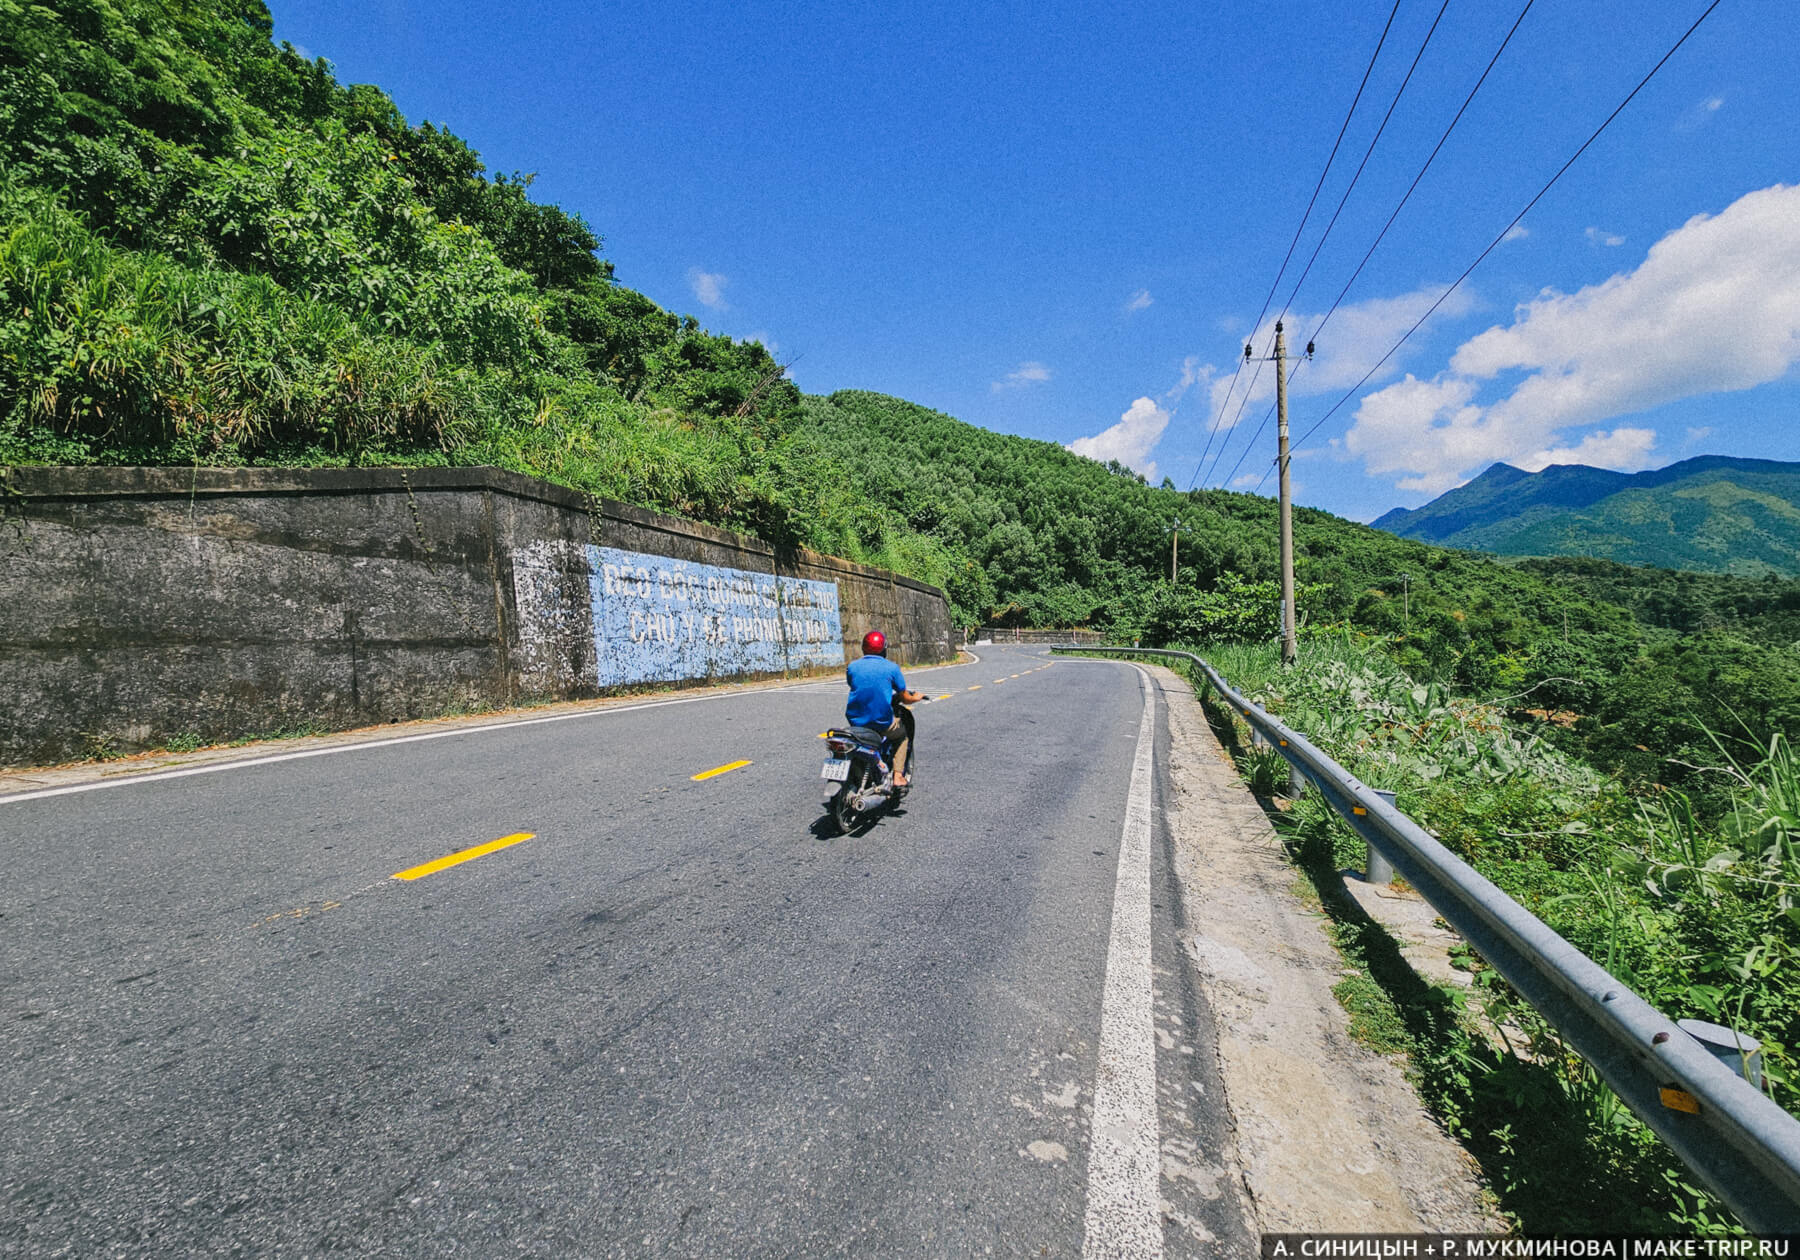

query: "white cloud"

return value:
[1347, 376, 1484, 493]
[992, 361, 1052, 392]
[1517, 427, 1658, 473]
[1502, 223, 1529, 243]
[744, 331, 778, 355]
[1125, 289, 1154, 313]
[1205, 283, 1478, 428]
[1067, 397, 1170, 481]
[1684, 425, 1713, 445]
[1585, 227, 1626, 247]
[1677, 95, 1726, 133]
[1344, 183, 1800, 494]
[687, 267, 728, 310]
[1230, 473, 1263, 490]
[1164, 355, 1215, 404]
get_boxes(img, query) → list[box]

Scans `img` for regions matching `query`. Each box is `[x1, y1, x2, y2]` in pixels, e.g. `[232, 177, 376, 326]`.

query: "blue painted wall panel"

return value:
[587, 546, 844, 687]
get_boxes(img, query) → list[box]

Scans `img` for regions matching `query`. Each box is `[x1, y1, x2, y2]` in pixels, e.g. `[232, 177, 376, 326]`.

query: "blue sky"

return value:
[271, 0, 1797, 522]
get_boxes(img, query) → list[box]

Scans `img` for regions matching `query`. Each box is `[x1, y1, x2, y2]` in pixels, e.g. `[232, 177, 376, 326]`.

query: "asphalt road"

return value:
[2, 644, 1251, 1257]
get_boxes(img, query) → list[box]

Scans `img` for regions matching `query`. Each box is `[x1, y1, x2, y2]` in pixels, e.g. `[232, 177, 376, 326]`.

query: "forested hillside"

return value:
[1514, 556, 1800, 647]
[4, 0, 1797, 793]
[803, 390, 1628, 664]
[799, 393, 1800, 788]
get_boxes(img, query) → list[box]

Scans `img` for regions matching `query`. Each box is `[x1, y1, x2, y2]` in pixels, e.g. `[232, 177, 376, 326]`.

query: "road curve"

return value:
[1, 645, 1251, 1257]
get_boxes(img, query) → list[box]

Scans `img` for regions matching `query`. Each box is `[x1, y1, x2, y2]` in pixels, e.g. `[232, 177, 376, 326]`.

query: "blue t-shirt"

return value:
[846, 655, 907, 728]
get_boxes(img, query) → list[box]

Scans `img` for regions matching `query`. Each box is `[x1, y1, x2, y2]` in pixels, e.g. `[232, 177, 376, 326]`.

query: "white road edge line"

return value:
[1083, 666, 1163, 1260]
[0, 692, 762, 806]
[0, 647, 986, 808]
[0, 685, 794, 807]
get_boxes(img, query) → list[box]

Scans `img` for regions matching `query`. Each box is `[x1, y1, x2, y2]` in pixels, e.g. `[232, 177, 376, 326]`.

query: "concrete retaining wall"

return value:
[0, 466, 954, 766]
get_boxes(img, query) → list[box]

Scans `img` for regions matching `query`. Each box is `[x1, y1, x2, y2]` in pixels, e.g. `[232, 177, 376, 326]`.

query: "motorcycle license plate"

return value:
[820, 758, 851, 782]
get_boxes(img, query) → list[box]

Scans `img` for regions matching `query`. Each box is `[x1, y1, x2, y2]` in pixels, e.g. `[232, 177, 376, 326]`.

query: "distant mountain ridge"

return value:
[1372, 456, 1800, 576]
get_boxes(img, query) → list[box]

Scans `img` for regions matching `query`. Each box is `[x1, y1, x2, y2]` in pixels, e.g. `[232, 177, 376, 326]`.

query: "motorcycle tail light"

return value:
[826, 737, 853, 754]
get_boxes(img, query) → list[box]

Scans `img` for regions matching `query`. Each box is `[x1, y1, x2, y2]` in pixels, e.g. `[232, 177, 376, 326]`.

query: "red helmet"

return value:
[861, 630, 887, 655]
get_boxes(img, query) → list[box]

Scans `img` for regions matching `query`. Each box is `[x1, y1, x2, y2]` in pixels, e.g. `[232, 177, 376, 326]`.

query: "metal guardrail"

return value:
[966, 628, 1107, 645]
[1056, 645, 1800, 1234]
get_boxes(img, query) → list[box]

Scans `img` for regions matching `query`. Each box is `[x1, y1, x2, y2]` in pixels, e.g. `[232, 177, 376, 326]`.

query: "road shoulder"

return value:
[1148, 663, 1502, 1235]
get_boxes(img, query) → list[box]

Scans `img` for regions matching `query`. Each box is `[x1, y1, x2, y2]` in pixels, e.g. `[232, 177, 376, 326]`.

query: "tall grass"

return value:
[1, 186, 464, 458]
[1175, 636, 1797, 1234]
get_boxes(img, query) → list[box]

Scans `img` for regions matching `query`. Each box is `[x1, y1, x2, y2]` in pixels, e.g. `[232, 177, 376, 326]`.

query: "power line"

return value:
[1201, 323, 1307, 492]
[1297, 0, 1538, 360]
[1184, 0, 1405, 492]
[1276, 0, 1452, 327]
[1222, 397, 1279, 492]
[1223, 356, 1328, 491]
[1201, 1, 1444, 493]
[1286, 0, 1726, 465]
[1242, 0, 1539, 499]
[1182, 339, 1251, 493]
[1207, 0, 1455, 493]
[1194, 328, 1275, 490]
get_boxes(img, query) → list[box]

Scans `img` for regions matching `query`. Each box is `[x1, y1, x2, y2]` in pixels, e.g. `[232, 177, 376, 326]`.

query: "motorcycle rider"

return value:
[846, 630, 925, 788]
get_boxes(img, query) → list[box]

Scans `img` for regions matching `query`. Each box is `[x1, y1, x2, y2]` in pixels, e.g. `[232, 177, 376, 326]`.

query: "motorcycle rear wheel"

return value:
[829, 764, 868, 835]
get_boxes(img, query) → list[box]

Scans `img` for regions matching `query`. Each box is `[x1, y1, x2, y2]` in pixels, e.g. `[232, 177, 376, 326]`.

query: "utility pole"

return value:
[1274, 323, 1297, 664]
[1247, 324, 1311, 665]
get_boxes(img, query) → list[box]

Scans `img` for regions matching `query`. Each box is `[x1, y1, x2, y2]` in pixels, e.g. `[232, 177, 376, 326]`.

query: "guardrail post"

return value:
[1363, 788, 1397, 886]
[1279, 760, 1308, 801]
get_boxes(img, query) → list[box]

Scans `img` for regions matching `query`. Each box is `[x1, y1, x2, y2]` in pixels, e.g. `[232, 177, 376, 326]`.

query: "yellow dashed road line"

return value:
[393, 832, 534, 881]
[692, 759, 753, 782]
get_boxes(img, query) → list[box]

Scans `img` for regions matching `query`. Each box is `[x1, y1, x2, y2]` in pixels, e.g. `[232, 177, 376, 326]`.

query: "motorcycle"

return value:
[819, 705, 915, 835]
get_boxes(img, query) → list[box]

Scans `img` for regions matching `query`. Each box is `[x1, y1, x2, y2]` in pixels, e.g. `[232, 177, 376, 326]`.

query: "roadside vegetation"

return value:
[1168, 636, 1797, 1234]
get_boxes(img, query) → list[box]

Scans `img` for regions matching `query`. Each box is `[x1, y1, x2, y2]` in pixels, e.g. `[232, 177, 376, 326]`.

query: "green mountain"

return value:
[1373, 457, 1800, 576]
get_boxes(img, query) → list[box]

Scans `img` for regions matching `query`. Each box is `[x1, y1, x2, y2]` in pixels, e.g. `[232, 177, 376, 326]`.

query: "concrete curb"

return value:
[1147, 663, 1503, 1235]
